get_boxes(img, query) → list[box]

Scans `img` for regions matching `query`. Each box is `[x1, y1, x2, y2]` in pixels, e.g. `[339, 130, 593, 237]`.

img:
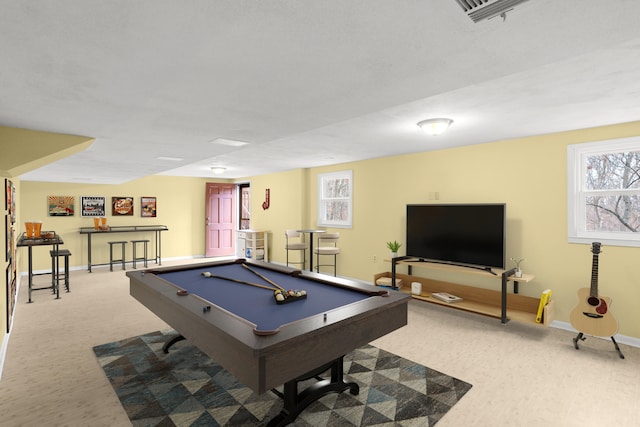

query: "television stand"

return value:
[378, 257, 552, 325]
[411, 258, 498, 275]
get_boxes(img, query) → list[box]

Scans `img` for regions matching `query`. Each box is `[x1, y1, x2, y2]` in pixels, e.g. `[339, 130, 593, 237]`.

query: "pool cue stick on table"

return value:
[201, 272, 275, 291]
[241, 263, 285, 290]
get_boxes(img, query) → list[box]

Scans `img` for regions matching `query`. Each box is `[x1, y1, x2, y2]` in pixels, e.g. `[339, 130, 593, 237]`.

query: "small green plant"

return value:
[510, 257, 525, 269]
[386, 240, 402, 252]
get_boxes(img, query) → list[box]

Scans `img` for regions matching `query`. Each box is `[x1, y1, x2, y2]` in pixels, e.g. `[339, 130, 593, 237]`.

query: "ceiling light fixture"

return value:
[156, 156, 184, 161]
[209, 138, 250, 147]
[211, 167, 226, 174]
[417, 118, 453, 136]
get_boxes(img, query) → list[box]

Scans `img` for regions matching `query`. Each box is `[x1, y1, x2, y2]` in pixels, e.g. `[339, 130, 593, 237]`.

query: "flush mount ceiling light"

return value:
[156, 156, 184, 161]
[417, 118, 453, 136]
[211, 167, 226, 174]
[209, 138, 250, 147]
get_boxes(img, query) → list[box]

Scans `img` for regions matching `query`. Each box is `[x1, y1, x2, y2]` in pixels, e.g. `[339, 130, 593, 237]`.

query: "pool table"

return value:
[127, 258, 410, 426]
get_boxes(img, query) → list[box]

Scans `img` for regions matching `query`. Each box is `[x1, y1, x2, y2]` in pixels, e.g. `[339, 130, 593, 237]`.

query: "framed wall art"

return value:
[7, 180, 15, 224]
[81, 196, 106, 216]
[4, 179, 9, 211]
[140, 197, 157, 217]
[6, 264, 11, 332]
[112, 197, 133, 216]
[48, 196, 75, 216]
[5, 215, 10, 262]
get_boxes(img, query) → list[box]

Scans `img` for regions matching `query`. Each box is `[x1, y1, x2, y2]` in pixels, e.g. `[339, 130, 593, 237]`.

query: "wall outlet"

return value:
[372, 254, 377, 263]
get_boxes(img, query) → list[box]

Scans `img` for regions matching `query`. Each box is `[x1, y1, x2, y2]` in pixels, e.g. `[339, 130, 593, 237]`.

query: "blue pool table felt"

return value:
[158, 263, 371, 333]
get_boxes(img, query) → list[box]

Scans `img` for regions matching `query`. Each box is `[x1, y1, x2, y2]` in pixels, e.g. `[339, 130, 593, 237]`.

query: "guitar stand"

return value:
[573, 332, 625, 359]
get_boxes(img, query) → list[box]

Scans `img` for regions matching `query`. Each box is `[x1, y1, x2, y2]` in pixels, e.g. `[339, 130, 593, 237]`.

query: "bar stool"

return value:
[314, 233, 341, 276]
[50, 249, 72, 295]
[108, 241, 127, 271]
[131, 239, 149, 268]
[285, 230, 308, 269]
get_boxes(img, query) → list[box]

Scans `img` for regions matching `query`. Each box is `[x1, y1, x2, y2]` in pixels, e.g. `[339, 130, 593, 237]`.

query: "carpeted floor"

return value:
[93, 330, 472, 426]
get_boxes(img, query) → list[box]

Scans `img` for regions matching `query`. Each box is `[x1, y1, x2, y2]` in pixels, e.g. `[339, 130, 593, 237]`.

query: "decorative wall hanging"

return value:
[4, 179, 10, 211]
[48, 195, 75, 216]
[81, 196, 106, 216]
[5, 215, 10, 262]
[262, 188, 270, 210]
[6, 179, 15, 224]
[140, 197, 157, 217]
[112, 197, 134, 216]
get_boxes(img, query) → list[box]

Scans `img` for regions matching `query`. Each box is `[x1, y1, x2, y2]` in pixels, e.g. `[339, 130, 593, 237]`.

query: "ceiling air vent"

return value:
[454, 0, 532, 23]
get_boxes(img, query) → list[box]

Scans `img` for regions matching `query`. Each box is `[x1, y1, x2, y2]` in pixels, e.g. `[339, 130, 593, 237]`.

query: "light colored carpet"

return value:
[1, 258, 639, 426]
[94, 332, 471, 426]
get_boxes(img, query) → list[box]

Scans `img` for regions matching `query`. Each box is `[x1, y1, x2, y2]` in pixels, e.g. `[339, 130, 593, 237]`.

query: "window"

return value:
[238, 183, 251, 230]
[568, 137, 640, 247]
[318, 170, 353, 228]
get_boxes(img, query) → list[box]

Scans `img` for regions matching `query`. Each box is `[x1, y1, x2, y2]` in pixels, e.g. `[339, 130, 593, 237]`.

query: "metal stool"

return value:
[285, 230, 308, 269]
[50, 249, 71, 294]
[108, 241, 127, 271]
[314, 233, 341, 276]
[131, 239, 149, 268]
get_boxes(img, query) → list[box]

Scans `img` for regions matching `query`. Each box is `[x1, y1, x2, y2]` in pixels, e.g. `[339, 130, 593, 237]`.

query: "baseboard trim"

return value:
[550, 320, 640, 348]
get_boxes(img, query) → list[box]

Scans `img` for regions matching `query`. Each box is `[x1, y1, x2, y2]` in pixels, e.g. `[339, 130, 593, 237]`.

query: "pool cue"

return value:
[201, 272, 276, 291]
[241, 263, 284, 290]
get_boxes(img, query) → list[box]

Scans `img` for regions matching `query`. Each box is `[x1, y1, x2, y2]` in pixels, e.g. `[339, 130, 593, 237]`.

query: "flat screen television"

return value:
[406, 204, 506, 272]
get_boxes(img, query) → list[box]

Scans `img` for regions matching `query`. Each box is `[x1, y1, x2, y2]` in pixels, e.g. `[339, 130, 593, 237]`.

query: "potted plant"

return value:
[510, 257, 525, 277]
[386, 240, 402, 258]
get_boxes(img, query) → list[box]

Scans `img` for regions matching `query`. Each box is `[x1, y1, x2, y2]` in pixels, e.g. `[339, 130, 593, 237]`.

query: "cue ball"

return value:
[202, 271, 211, 277]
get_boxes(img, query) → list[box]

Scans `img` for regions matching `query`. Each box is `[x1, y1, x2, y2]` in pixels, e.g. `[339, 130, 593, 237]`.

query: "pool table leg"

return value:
[162, 334, 186, 354]
[267, 355, 359, 426]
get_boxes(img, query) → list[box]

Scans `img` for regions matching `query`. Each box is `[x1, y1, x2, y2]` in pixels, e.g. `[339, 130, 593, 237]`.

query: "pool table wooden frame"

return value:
[127, 259, 410, 396]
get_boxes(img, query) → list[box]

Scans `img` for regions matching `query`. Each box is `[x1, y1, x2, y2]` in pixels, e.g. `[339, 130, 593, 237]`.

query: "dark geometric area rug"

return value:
[93, 330, 472, 426]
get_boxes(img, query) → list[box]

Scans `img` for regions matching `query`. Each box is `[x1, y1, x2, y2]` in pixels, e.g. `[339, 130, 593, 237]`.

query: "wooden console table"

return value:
[378, 257, 552, 325]
[79, 225, 168, 272]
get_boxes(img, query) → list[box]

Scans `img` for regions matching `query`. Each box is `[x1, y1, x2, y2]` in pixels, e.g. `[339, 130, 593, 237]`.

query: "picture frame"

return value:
[81, 196, 106, 217]
[10, 181, 15, 224]
[5, 215, 10, 262]
[4, 179, 9, 211]
[140, 196, 157, 217]
[6, 264, 11, 333]
[112, 197, 133, 216]
[6, 258, 16, 333]
[48, 196, 75, 216]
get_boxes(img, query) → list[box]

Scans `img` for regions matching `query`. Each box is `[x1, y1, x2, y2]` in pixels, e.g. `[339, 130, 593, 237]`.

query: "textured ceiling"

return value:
[2, 0, 640, 184]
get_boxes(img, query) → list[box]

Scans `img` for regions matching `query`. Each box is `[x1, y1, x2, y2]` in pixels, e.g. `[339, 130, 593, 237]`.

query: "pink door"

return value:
[205, 183, 236, 257]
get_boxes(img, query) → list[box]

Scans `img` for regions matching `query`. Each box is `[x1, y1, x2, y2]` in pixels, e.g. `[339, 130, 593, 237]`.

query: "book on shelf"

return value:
[432, 292, 463, 303]
[535, 289, 553, 323]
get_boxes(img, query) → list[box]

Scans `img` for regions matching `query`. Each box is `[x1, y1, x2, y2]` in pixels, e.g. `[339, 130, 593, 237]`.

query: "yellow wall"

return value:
[4, 121, 640, 343]
[2, 176, 20, 337]
[252, 121, 640, 339]
[245, 169, 308, 261]
[18, 175, 226, 271]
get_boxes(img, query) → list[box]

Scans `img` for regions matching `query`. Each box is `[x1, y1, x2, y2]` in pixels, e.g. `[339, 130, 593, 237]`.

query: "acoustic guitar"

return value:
[569, 242, 618, 337]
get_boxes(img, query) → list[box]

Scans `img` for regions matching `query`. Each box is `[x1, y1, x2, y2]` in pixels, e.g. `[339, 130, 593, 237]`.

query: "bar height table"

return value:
[17, 232, 64, 303]
[79, 225, 168, 272]
[295, 229, 326, 272]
